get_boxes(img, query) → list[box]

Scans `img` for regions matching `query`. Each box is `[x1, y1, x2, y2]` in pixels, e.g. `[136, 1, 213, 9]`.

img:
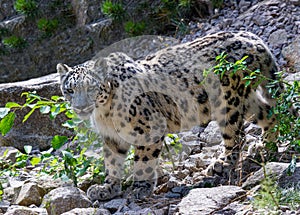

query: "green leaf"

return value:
[50, 105, 60, 119]
[51, 135, 68, 150]
[245, 80, 251, 87]
[41, 148, 54, 158]
[24, 145, 32, 154]
[1, 149, 9, 158]
[62, 120, 76, 128]
[76, 160, 91, 177]
[65, 110, 75, 119]
[0, 108, 10, 118]
[0, 112, 15, 136]
[62, 150, 76, 166]
[30, 157, 41, 166]
[5, 102, 22, 108]
[40, 105, 51, 114]
[51, 95, 63, 101]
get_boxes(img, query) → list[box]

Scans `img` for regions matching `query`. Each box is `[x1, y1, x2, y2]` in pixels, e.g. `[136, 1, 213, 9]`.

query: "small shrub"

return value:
[211, 0, 224, 8]
[124, 21, 146, 37]
[252, 163, 300, 212]
[0, 92, 105, 186]
[178, 0, 194, 16]
[172, 19, 189, 37]
[14, 0, 38, 18]
[268, 75, 300, 152]
[37, 18, 59, 37]
[2, 35, 27, 50]
[101, 0, 126, 21]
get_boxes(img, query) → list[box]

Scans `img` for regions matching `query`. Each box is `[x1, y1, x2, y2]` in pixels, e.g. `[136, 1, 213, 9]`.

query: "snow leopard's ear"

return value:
[56, 63, 72, 78]
[84, 60, 95, 70]
[92, 57, 108, 80]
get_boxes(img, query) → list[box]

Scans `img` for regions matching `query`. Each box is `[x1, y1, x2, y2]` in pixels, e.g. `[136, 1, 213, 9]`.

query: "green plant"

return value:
[101, 0, 126, 21]
[204, 53, 299, 162]
[37, 18, 59, 37]
[14, 0, 38, 18]
[0, 145, 41, 179]
[268, 74, 300, 152]
[54, 147, 90, 186]
[163, 133, 182, 171]
[171, 19, 189, 37]
[211, 0, 224, 8]
[2, 35, 27, 50]
[206, 52, 264, 88]
[252, 163, 300, 212]
[0, 91, 105, 186]
[0, 181, 3, 201]
[253, 174, 281, 211]
[0, 92, 72, 136]
[124, 21, 146, 37]
[178, 0, 194, 17]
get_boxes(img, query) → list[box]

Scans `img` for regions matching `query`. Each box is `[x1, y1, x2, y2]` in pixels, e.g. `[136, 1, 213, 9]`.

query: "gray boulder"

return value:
[4, 205, 47, 215]
[14, 182, 45, 206]
[61, 208, 111, 215]
[243, 162, 300, 189]
[282, 36, 300, 73]
[41, 186, 92, 215]
[176, 186, 246, 214]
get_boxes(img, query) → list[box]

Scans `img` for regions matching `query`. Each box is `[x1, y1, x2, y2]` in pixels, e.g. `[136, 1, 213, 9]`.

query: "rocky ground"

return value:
[1, 123, 300, 215]
[0, 0, 300, 214]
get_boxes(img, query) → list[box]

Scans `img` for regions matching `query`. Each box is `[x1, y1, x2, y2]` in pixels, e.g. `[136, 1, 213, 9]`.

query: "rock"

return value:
[165, 192, 181, 198]
[290, 0, 300, 6]
[41, 186, 92, 215]
[252, 15, 270, 26]
[199, 121, 222, 146]
[0, 146, 19, 163]
[4, 205, 47, 215]
[33, 174, 73, 194]
[0, 0, 16, 21]
[215, 201, 251, 215]
[123, 208, 166, 215]
[14, 182, 45, 206]
[0, 15, 120, 83]
[60, 208, 111, 215]
[243, 162, 300, 189]
[176, 186, 246, 214]
[103, 198, 126, 214]
[169, 186, 190, 198]
[238, 0, 252, 12]
[0, 73, 72, 151]
[268, 29, 288, 47]
[0, 2, 179, 84]
[285, 72, 300, 83]
[282, 36, 300, 72]
[0, 200, 10, 213]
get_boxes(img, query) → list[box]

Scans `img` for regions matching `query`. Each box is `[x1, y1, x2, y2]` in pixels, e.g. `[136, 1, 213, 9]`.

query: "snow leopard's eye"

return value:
[87, 86, 95, 92]
[66, 89, 74, 94]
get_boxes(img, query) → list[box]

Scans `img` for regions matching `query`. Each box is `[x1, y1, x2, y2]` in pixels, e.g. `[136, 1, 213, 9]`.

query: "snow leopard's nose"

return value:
[72, 105, 94, 120]
[72, 105, 94, 114]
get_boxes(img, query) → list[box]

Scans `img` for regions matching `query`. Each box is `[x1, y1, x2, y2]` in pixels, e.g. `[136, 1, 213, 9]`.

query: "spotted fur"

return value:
[57, 31, 279, 201]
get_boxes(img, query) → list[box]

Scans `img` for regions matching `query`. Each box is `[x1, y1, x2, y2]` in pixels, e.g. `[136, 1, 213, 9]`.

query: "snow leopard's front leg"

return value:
[131, 143, 163, 199]
[87, 138, 130, 201]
